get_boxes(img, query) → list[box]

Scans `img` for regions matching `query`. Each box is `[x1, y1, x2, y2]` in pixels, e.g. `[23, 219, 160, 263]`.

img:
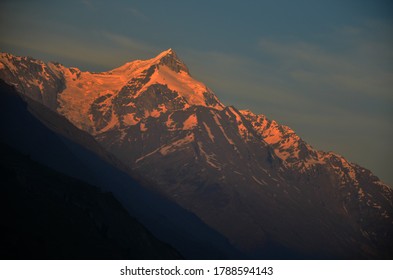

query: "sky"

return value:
[1, 0, 392, 185]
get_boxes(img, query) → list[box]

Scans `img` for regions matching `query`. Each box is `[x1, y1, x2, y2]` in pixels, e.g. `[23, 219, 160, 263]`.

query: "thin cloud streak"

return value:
[100, 31, 158, 59]
[81, 0, 94, 10]
[258, 27, 393, 101]
[128, 7, 149, 22]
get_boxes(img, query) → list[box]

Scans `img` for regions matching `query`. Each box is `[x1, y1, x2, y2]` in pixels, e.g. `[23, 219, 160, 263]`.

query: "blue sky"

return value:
[1, 0, 392, 185]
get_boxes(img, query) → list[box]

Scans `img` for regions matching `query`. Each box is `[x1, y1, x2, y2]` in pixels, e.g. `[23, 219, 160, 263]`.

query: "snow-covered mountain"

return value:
[1, 50, 392, 258]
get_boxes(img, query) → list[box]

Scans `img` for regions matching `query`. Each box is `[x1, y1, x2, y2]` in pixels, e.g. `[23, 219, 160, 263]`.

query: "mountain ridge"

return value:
[1, 50, 392, 258]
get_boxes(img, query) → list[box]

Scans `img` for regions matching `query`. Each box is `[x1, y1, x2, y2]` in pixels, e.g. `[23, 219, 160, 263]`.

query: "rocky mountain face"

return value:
[1, 50, 392, 259]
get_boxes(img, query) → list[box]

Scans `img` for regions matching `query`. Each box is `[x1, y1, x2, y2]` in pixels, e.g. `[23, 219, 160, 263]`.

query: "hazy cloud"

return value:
[128, 7, 149, 22]
[100, 31, 158, 58]
[259, 36, 393, 100]
[81, 0, 94, 10]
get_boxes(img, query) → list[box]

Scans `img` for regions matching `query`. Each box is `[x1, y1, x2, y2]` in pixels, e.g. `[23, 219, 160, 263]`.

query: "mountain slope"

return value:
[1, 50, 392, 258]
[0, 142, 181, 260]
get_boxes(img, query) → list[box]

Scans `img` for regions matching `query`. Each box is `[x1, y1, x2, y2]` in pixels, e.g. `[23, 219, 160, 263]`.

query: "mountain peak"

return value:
[154, 48, 189, 74]
[157, 48, 175, 57]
